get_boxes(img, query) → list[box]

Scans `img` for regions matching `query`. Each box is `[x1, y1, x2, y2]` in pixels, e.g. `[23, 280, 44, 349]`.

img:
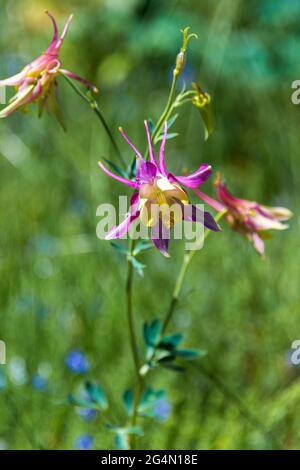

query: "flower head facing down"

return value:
[195, 173, 292, 255]
[0, 11, 97, 121]
[98, 121, 220, 257]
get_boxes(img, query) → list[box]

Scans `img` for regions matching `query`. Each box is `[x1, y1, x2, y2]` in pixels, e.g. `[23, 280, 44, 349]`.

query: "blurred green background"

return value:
[0, 0, 299, 450]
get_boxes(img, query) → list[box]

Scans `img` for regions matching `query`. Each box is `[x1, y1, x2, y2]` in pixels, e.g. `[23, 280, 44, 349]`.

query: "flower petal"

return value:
[118, 127, 144, 160]
[0, 84, 35, 118]
[105, 192, 140, 239]
[0, 69, 28, 87]
[98, 161, 139, 188]
[136, 160, 157, 184]
[144, 120, 159, 168]
[60, 69, 98, 93]
[251, 232, 265, 256]
[193, 188, 225, 212]
[151, 219, 170, 257]
[55, 14, 73, 50]
[183, 204, 220, 232]
[159, 121, 168, 175]
[44, 11, 59, 51]
[172, 164, 212, 188]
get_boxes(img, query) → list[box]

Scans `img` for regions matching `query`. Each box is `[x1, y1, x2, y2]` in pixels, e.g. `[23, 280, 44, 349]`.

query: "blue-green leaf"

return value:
[143, 320, 162, 347]
[130, 256, 145, 277]
[175, 348, 207, 359]
[159, 333, 183, 350]
[85, 381, 108, 409]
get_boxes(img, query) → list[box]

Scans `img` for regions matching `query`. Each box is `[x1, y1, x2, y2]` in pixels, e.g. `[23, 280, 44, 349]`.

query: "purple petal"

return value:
[173, 164, 212, 188]
[193, 188, 225, 212]
[251, 232, 265, 256]
[136, 160, 157, 183]
[118, 127, 144, 160]
[98, 162, 139, 189]
[159, 121, 168, 176]
[144, 120, 159, 168]
[55, 14, 73, 50]
[106, 192, 140, 239]
[151, 220, 170, 257]
[60, 69, 98, 93]
[183, 204, 220, 232]
[44, 11, 59, 51]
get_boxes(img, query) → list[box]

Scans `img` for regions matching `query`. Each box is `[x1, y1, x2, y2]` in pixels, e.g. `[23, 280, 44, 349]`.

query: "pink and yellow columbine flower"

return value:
[195, 174, 292, 255]
[98, 121, 220, 257]
[0, 11, 97, 119]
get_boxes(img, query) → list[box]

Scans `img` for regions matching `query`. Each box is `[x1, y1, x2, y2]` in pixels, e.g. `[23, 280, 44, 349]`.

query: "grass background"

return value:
[0, 0, 299, 449]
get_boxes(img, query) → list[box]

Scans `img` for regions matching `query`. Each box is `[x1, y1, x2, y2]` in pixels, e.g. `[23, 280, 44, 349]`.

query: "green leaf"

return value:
[175, 348, 207, 359]
[133, 241, 153, 256]
[148, 118, 155, 134]
[159, 333, 183, 350]
[85, 381, 108, 409]
[198, 105, 214, 141]
[67, 394, 99, 410]
[156, 132, 179, 142]
[123, 389, 133, 415]
[167, 113, 179, 130]
[129, 256, 145, 277]
[110, 242, 128, 256]
[143, 320, 162, 347]
[161, 363, 185, 372]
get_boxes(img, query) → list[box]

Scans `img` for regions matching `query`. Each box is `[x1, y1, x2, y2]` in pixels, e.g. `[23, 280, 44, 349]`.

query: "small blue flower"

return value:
[75, 434, 94, 450]
[32, 374, 47, 391]
[77, 408, 98, 422]
[65, 350, 90, 374]
[154, 398, 171, 422]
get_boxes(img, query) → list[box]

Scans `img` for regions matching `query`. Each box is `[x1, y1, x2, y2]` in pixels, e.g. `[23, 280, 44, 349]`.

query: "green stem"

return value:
[126, 240, 141, 381]
[61, 73, 126, 167]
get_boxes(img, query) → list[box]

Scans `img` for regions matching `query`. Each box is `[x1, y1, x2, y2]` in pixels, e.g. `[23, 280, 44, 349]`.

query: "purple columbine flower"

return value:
[98, 121, 220, 257]
[65, 350, 90, 374]
[195, 173, 292, 255]
[75, 434, 94, 450]
[0, 11, 97, 119]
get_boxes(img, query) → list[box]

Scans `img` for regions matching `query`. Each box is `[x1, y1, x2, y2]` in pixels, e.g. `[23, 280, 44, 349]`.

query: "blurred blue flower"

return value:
[154, 398, 171, 422]
[77, 408, 98, 422]
[65, 350, 90, 374]
[75, 434, 94, 450]
[32, 374, 48, 391]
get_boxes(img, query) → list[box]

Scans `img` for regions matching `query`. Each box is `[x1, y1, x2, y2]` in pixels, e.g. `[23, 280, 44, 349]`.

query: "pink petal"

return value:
[55, 14, 73, 50]
[144, 120, 159, 168]
[98, 161, 139, 189]
[44, 11, 59, 51]
[172, 164, 212, 189]
[119, 127, 144, 160]
[251, 232, 265, 256]
[193, 188, 225, 212]
[60, 69, 98, 93]
[159, 121, 168, 176]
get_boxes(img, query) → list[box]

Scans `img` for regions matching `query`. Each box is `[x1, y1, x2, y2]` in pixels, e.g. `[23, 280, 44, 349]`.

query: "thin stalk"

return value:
[126, 239, 141, 382]
[61, 73, 126, 167]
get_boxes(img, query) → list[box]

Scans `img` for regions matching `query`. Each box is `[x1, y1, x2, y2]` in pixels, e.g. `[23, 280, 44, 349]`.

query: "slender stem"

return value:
[126, 239, 141, 381]
[61, 73, 126, 167]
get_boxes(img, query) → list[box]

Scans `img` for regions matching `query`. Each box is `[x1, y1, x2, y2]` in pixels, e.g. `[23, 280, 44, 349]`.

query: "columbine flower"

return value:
[0, 11, 97, 120]
[195, 174, 292, 255]
[98, 121, 220, 257]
